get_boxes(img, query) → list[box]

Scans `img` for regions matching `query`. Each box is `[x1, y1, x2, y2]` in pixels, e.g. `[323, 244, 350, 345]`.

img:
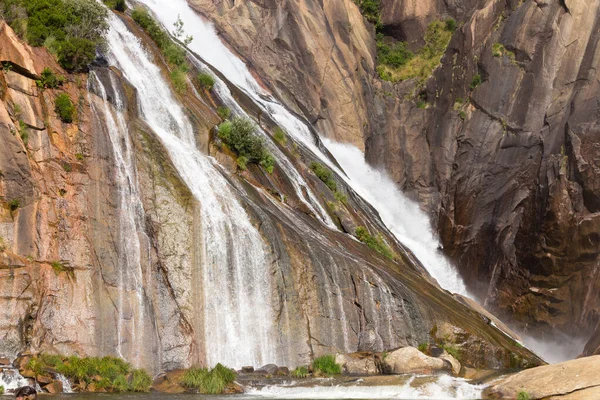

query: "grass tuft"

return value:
[291, 366, 309, 378]
[312, 355, 341, 376]
[355, 226, 395, 260]
[181, 364, 236, 394]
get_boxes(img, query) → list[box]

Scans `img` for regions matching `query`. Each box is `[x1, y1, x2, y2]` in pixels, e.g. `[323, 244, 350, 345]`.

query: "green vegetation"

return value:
[19, 120, 29, 145]
[355, 226, 395, 260]
[458, 111, 466, 120]
[28, 354, 151, 392]
[442, 343, 460, 360]
[36, 68, 65, 89]
[517, 390, 531, 400]
[217, 106, 231, 120]
[8, 199, 20, 211]
[0, 385, 4, 394]
[309, 162, 337, 192]
[291, 366, 309, 378]
[1, 0, 109, 71]
[55, 93, 75, 123]
[492, 43, 516, 62]
[312, 355, 341, 376]
[417, 343, 429, 353]
[50, 261, 69, 275]
[334, 190, 347, 204]
[62, 162, 73, 172]
[353, 0, 381, 26]
[76, 153, 85, 161]
[377, 20, 455, 84]
[217, 117, 275, 173]
[173, 14, 192, 46]
[470, 74, 482, 90]
[198, 72, 215, 90]
[180, 364, 236, 394]
[103, 0, 126, 12]
[170, 67, 188, 93]
[273, 127, 287, 145]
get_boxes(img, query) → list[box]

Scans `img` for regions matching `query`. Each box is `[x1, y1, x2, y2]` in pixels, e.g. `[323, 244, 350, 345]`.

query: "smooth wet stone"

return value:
[241, 366, 254, 373]
[382, 347, 451, 375]
[257, 364, 278, 375]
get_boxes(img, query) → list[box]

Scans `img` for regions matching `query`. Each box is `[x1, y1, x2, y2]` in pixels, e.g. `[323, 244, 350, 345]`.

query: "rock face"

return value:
[335, 353, 379, 375]
[190, 0, 600, 344]
[483, 355, 600, 399]
[0, 9, 543, 375]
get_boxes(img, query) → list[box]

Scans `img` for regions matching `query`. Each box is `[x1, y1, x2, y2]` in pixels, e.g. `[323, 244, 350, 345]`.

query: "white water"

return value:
[0, 369, 30, 392]
[135, 0, 468, 296]
[246, 376, 485, 399]
[55, 373, 73, 393]
[88, 70, 152, 368]
[323, 140, 467, 295]
[104, 13, 282, 368]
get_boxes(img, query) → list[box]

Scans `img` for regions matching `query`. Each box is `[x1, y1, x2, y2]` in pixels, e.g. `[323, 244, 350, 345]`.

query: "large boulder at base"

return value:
[483, 356, 600, 399]
[43, 380, 63, 394]
[256, 364, 278, 375]
[439, 351, 461, 376]
[382, 347, 453, 375]
[335, 353, 379, 375]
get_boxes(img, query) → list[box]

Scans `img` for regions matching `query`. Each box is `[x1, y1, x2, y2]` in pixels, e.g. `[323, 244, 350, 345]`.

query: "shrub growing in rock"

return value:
[355, 226, 395, 260]
[517, 390, 531, 400]
[103, 0, 126, 12]
[217, 116, 275, 173]
[36, 67, 65, 89]
[309, 162, 337, 192]
[55, 93, 75, 123]
[181, 364, 236, 394]
[470, 74, 482, 90]
[312, 355, 341, 376]
[291, 366, 309, 378]
[217, 106, 231, 120]
[198, 72, 215, 90]
[273, 127, 287, 145]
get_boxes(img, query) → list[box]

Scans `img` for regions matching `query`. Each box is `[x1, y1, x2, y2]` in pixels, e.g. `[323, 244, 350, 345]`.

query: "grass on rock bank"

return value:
[181, 363, 236, 394]
[27, 354, 152, 392]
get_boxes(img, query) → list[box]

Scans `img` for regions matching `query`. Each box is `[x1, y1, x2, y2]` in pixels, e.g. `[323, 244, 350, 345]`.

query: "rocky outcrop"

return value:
[483, 356, 600, 399]
[190, 0, 600, 345]
[381, 346, 459, 375]
[335, 352, 379, 375]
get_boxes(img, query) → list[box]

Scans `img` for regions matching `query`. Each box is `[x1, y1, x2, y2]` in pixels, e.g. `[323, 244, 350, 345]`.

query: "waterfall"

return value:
[134, 0, 468, 296]
[0, 368, 30, 392]
[104, 13, 282, 368]
[88, 70, 154, 367]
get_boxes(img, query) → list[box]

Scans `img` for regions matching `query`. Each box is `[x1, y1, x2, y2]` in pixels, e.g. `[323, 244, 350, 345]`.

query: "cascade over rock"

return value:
[188, 0, 600, 349]
[0, 0, 543, 376]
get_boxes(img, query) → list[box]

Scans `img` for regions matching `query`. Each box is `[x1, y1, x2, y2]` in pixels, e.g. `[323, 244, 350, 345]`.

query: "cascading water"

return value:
[104, 13, 282, 368]
[88, 70, 154, 368]
[135, 0, 468, 296]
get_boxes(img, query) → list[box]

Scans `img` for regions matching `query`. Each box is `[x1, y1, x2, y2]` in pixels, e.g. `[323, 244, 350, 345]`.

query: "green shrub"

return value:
[470, 74, 482, 90]
[309, 162, 337, 192]
[517, 390, 531, 400]
[273, 127, 287, 145]
[354, 0, 381, 25]
[417, 343, 429, 353]
[55, 93, 75, 123]
[103, 0, 126, 12]
[217, 106, 231, 120]
[492, 42, 516, 62]
[445, 18, 457, 32]
[312, 355, 341, 376]
[291, 366, 309, 378]
[237, 155, 248, 170]
[181, 364, 236, 394]
[132, 7, 188, 69]
[170, 67, 188, 93]
[355, 226, 395, 260]
[19, 120, 28, 145]
[0, 0, 109, 71]
[198, 72, 215, 90]
[36, 67, 65, 89]
[334, 190, 347, 204]
[458, 111, 466, 120]
[76, 153, 84, 160]
[377, 20, 454, 83]
[0, 385, 3, 394]
[442, 343, 460, 360]
[217, 117, 275, 173]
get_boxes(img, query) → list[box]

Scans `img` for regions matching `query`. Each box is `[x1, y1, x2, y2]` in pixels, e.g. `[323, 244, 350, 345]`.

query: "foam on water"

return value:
[246, 375, 485, 399]
[0, 369, 30, 391]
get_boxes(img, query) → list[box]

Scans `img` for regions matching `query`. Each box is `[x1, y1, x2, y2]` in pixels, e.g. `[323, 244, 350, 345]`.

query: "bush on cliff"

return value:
[217, 117, 275, 173]
[355, 226, 395, 260]
[181, 364, 236, 394]
[0, 0, 109, 72]
[55, 93, 75, 123]
[312, 355, 341, 376]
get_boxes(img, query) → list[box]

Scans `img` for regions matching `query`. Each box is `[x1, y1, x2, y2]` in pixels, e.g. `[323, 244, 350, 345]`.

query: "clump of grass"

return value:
[517, 390, 531, 400]
[442, 343, 460, 360]
[470, 74, 482, 90]
[273, 127, 287, 145]
[130, 369, 152, 392]
[50, 261, 67, 275]
[103, 0, 126, 12]
[76, 153, 85, 161]
[170, 67, 188, 93]
[217, 106, 231, 120]
[377, 20, 455, 83]
[62, 162, 72, 173]
[36, 67, 65, 89]
[180, 364, 236, 394]
[355, 226, 395, 260]
[458, 111, 466, 120]
[55, 93, 75, 123]
[291, 366, 309, 378]
[18, 120, 28, 145]
[0, 385, 3, 394]
[312, 355, 341, 376]
[417, 343, 429, 353]
[217, 117, 275, 173]
[492, 43, 516, 62]
[198, 72, 215, 90]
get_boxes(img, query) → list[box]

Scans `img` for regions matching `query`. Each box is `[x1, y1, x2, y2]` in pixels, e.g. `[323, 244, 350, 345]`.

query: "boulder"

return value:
[335, 353, 379, 375]
[382, 347, 452, 375]
[256, 364, 278, 375]
[151, 370, 186, 394]
[43, 380, 63, 394]
[275, 367, 289, 376]
[439, 351, 461, 376]
[241, 366, 254, 373]
[0, 357, 10, 366]
[483, 356, 600, 399]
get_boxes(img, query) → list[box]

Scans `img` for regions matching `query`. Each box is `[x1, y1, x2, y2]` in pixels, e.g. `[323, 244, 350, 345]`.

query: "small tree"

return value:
[55, 94, 75, 123]
[173, 14, 193, 46]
